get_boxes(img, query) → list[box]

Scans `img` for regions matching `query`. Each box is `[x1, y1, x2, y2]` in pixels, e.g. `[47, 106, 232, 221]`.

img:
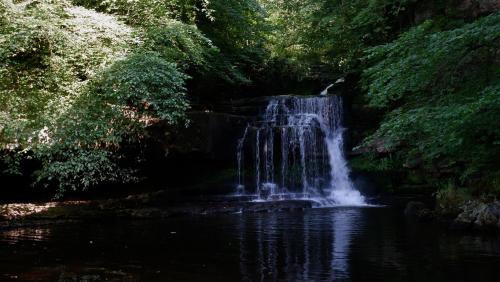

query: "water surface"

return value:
[1, 207, 500, 281]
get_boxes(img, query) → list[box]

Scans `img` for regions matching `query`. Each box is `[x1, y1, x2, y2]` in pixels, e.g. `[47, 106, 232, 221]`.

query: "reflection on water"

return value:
[331, 209, 360, 279]
[3, 227, 51, 244]
[1, 207, 500, 281]
[237, 208, 363, 281]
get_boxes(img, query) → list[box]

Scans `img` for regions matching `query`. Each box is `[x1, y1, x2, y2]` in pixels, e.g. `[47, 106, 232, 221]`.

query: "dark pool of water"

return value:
[1, 207, 500, 281]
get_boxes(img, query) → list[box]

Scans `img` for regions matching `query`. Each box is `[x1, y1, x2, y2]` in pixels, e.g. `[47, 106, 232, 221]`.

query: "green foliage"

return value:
[200, 0, 266, 58]
[142, 20, 215, 70]
[0, 1, 10, 26]
[29, 50, 191, 194]
[363, 14, 499, 107]
[71, 0, 205, 25]
[260, 0, 411, 76]
[0, 0, 192, 193]
[360, 13, 500, 191]
[350, 153, 404, 172]
[435, 183, 471, 216]
[2, 0, 498, 198]
[1, 0, 272, 194]
[35, 148, 136, 197]
[96, 51, 190, 125]
[73, 0, 267, 85]
[0, 0, 132, 148]
[193, 0, 269, 85]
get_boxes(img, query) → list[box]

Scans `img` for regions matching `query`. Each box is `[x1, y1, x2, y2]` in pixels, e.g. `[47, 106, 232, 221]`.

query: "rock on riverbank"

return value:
[451, 200, 500, 231]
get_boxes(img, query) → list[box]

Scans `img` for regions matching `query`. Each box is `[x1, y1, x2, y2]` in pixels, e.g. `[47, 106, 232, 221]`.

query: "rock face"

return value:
[143, 102, 258, 193]
[163, 95, 310, 160]
[147, 94, 359, 194]
[413, 0, 500, 23]
[455, 0, 500, 18]
[169, 111, 250, 161]
[412, 0, 500, 23]
[452, 200, 500, 230]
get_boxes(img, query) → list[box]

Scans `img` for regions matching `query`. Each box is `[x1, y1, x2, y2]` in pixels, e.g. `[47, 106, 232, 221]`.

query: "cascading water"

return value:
[320, 84, 334, 96]
[235, 95, 365, 206]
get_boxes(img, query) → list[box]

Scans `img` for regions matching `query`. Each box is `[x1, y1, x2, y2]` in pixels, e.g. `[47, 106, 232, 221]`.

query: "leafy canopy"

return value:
[360, 13, 500, 191]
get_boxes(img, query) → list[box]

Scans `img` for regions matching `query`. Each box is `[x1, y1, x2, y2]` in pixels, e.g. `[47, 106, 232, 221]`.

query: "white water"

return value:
[235, 95, 365, 206]
[236, 125, 249, 194]
[326, 131, 365, 205]
[320, 84, 334, 96]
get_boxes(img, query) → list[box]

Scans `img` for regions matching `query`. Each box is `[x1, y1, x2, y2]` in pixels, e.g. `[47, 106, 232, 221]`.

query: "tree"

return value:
[359, 13, 500, 193]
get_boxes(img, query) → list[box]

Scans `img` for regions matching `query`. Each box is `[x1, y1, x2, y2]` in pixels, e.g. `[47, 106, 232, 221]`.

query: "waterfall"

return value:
[235, 95, 365, 205]
[320, 84, 334, 96]
[236, 125, 249, 194]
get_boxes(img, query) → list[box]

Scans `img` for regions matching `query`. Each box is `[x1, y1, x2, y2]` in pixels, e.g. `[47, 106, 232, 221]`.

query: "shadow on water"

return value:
[1, 207, 500, 281]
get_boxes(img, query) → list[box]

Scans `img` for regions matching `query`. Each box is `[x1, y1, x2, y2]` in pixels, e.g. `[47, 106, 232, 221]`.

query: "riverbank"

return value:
[0, 191, 317, 229]
[2, 190, 499, 233]
[405, 199, 500, 232]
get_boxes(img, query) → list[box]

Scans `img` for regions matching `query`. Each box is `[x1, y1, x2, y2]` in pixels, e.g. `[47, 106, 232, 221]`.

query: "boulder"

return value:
[452, 200, 500, 230]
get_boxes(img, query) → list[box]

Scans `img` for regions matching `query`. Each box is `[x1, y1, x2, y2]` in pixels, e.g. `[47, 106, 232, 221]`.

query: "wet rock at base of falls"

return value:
[451, 200, 500, 231]
[242, 200, 314, 213]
